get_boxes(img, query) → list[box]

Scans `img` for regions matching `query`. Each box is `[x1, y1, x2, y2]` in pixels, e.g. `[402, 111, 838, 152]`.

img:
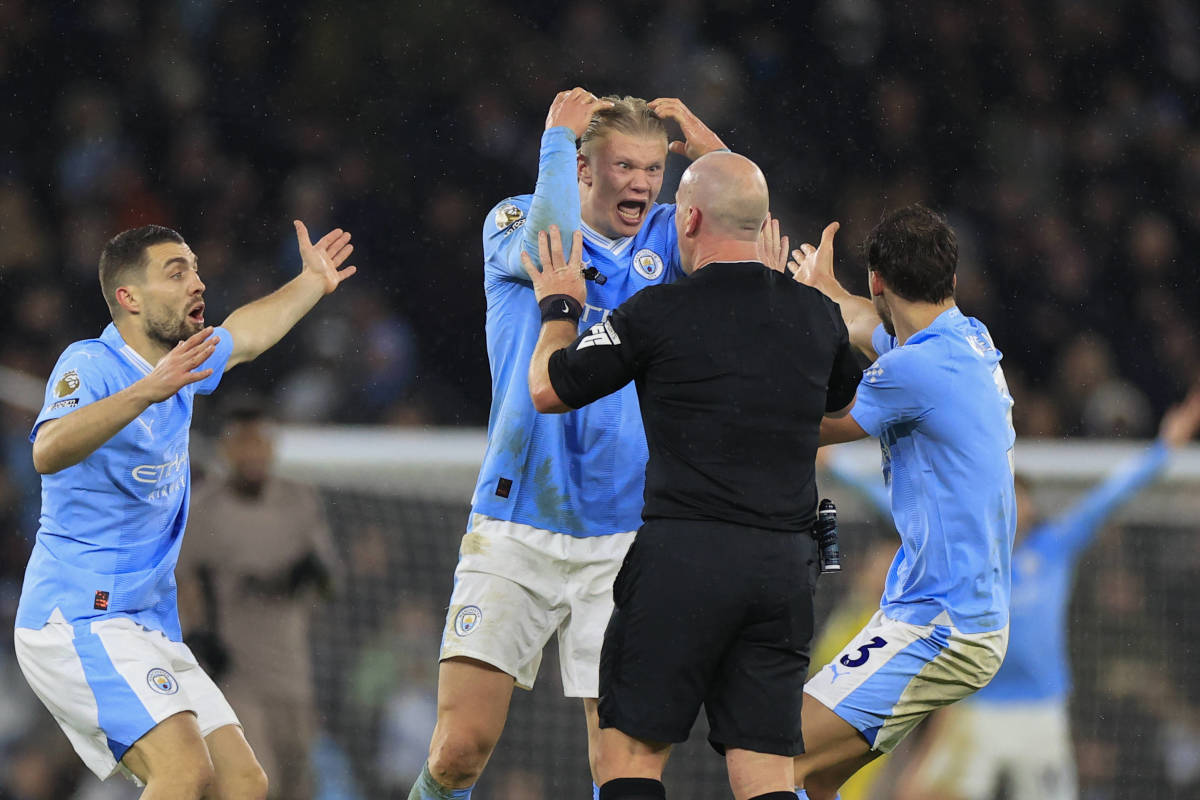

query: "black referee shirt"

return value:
[547, 260, 862, 534]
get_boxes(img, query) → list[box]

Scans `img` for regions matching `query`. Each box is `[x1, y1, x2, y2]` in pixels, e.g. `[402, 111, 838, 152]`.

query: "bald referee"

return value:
[523, 152, 862, 800]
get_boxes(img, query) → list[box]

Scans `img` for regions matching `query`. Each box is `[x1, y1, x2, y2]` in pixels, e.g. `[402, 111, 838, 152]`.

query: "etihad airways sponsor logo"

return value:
[131, 450, 188, 486]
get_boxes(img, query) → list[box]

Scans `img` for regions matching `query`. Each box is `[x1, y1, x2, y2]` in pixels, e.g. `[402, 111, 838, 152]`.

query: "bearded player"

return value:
[15, 221, 355, 799]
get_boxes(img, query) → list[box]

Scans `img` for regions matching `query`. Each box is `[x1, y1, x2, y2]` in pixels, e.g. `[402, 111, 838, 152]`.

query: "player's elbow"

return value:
[31, 440, 63, 475]
[529, 378, 570, 414]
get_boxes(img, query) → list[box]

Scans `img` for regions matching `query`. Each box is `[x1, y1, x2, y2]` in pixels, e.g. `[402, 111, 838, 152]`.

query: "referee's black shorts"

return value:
[598, 518, 819, 756]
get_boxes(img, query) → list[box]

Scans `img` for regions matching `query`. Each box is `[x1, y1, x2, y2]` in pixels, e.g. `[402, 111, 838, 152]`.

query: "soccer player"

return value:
[788, 206, 1017, 800]
[893, 384, 1200, 800]
[14, 221, 356, 799]
[408, 89, 727, 800]
[523, 150, 862, 800]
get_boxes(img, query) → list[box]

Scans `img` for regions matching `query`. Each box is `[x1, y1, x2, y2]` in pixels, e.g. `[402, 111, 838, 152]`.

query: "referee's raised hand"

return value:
[521, 225, 586, 308]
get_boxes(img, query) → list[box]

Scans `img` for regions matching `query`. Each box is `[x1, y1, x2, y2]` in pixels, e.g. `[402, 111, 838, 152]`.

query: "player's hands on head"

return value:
[1159, 381, 1200, 448]
[647, 97, 727, 161]
[520, 225, 586, 307]
[789, 221, 844, 298]
[757, 213, 790, 273]
[294, 220, 357, 295]
[546, 87, 613, 139]
[139, 327, 219, 403]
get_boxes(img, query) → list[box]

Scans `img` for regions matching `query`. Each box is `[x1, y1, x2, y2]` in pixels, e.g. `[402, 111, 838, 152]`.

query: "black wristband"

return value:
[539, 294, 583, 323]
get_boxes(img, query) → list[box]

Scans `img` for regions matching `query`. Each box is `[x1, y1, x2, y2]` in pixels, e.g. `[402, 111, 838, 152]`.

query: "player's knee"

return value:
[427, 727, 496, 787]
[231, 761, 269, 800]
[152, 757, 215, 798]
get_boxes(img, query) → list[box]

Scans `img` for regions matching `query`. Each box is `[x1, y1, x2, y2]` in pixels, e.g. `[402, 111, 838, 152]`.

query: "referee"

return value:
[522, 152, 862, 800]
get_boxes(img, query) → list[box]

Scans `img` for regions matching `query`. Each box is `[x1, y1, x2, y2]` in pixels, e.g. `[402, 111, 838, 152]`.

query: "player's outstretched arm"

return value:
[221, 221, 357, 370]
[525, 226, 587, 413]
[647, 98, 728, 161]
[1049, 383, 1200, 554]
[790, 222, 881, 360]
[32, 328, 220, 474]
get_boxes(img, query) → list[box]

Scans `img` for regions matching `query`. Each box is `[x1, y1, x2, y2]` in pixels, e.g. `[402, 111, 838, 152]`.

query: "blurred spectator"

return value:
[178, 402, 340, 800]
[348, 605, 439, 798]
[3, 1, 1196, 429]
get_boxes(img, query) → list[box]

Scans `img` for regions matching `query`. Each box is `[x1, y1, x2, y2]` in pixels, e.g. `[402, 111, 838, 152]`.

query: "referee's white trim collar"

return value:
[580, 222, 635, 256]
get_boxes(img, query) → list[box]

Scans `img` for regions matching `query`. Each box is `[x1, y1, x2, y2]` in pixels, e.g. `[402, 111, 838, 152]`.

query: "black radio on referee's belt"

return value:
[812, 498, 842, 574]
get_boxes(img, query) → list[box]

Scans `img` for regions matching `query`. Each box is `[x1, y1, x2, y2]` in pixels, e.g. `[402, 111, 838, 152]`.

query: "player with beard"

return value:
[14, 221, 355, 799]
[410, 89, 727, 800]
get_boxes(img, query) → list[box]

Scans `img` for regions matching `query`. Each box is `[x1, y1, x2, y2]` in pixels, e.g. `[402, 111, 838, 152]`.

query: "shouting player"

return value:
[14, 222, 356, 799]
[408, 89, 727, 800]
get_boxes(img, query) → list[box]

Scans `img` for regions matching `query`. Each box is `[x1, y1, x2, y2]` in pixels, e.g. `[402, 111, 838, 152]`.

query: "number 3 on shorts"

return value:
[840, 636, 888, 668]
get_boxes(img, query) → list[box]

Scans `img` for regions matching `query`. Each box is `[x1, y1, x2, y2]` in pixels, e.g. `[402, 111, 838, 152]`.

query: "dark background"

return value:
[1, 1, 1199, 798]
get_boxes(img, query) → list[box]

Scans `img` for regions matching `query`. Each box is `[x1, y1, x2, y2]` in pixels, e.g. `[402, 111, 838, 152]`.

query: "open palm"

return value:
[294, 220, 357, 294]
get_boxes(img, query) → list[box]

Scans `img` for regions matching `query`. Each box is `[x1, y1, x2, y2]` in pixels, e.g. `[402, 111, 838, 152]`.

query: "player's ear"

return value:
[868, 270, 885, 298]
[684, 205, 701, 237]
[115, 285, 141, 315]
[577, 152, 592, 185]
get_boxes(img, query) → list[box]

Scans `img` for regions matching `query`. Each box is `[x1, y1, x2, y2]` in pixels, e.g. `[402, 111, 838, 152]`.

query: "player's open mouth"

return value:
[617, 201, 646, 225]
[188, 303, 205, 324]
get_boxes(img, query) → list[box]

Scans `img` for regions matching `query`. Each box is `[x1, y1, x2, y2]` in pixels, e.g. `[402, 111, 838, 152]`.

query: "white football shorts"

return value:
[439, 513, 636, 697]
[14, 611, 240, 782]
[907, 699, 1076, 800]
[804, 609, 1007, 753]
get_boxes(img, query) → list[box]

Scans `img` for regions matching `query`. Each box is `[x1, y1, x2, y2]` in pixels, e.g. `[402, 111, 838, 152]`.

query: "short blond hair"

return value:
[580, 95, 668, 156]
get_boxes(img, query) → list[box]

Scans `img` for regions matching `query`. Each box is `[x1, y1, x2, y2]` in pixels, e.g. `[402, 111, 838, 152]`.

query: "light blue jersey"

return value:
[16, 323, 233, 641]
[470, 126, 683, 537]
[850, 308, 1016, 634]
[976, 442, 1169, 702]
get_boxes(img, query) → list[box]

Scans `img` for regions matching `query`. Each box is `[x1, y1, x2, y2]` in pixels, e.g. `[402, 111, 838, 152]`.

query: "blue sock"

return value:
[594, 783, 601, 800]
[794, 791, 840, 800]
[407, 762, 473, 800]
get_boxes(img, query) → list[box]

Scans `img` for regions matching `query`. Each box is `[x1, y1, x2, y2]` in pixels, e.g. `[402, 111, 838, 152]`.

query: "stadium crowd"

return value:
[1, 1, 1199, 797]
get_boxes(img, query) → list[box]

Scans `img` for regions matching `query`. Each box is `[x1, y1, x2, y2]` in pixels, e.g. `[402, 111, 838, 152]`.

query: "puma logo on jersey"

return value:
[577, 319, 621, 349]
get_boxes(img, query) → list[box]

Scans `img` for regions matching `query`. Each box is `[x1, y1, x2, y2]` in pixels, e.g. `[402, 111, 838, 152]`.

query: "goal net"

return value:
[269, 430, 1200, 799]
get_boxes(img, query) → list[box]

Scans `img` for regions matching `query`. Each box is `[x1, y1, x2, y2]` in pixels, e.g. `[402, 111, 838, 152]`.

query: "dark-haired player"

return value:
[14, 221, 355, 799]
[789, 206, 1016, 799]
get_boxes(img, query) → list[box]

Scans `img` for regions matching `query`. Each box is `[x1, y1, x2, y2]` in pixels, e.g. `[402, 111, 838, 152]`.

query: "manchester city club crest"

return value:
[454, 605, 482, 636]
[146, 668, 179, 695]
[54, 369, 80, 398]
[632, 248, 664, 280]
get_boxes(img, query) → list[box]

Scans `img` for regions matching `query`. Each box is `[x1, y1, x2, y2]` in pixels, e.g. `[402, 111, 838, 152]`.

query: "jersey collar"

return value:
[101, 323, 153, 376]
[579, 221, 636, 256]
